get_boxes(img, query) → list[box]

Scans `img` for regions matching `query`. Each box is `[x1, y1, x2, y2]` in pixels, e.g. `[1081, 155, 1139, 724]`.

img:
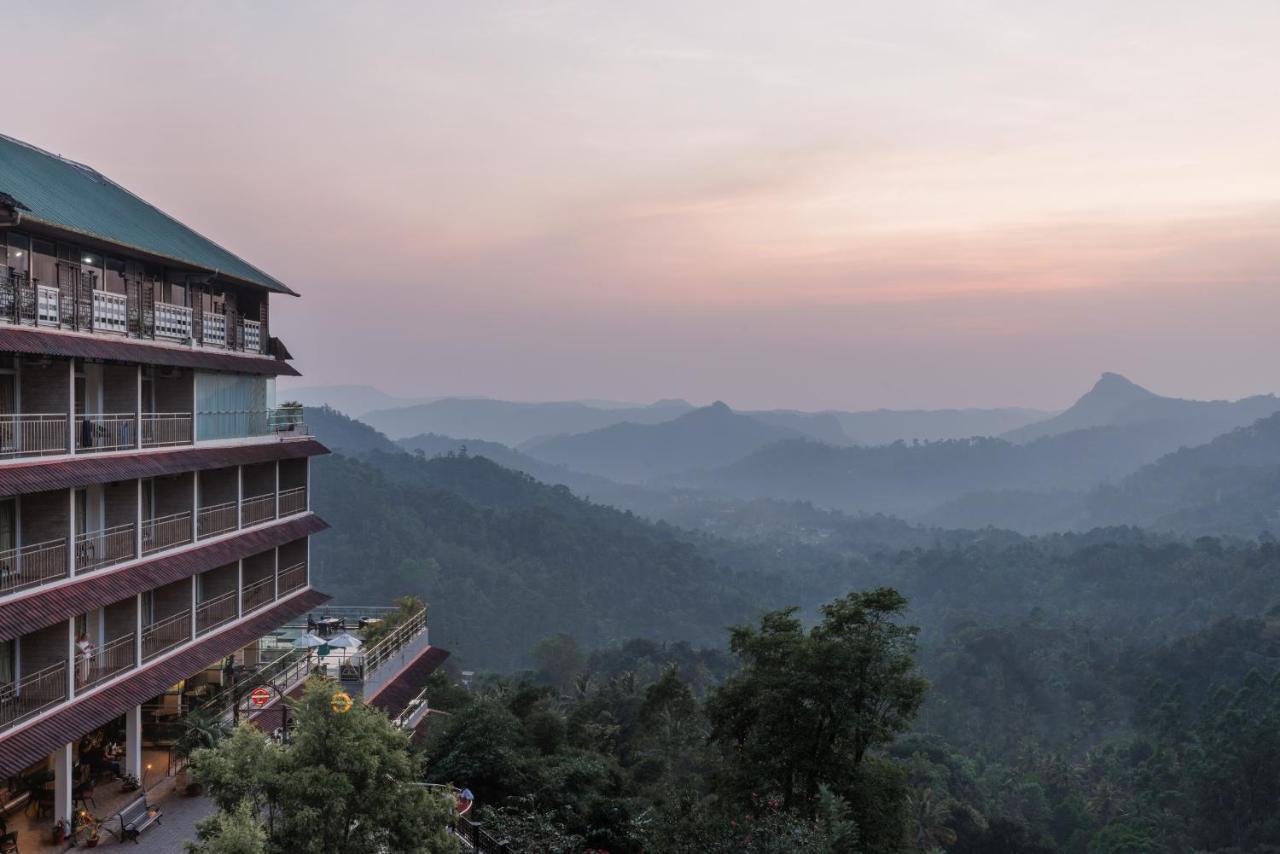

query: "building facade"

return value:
[0, 133, 330, 830]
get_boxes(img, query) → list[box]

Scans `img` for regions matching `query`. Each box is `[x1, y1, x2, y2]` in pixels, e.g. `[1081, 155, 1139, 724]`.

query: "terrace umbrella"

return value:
[292, 632, 327, 670]
[326, 632, 362, 650]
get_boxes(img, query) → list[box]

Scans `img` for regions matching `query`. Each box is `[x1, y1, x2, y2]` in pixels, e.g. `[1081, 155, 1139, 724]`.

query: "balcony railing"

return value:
[241, 492, 276, 527]
[196, 408, 311, 442]
[242, 575, 276, 613]
[0, 538, 68, 596]
[142, 511, 192, 556]
[278, 486, 307, 517]
[0, 413, 69, 458]
[155, 301, 193, 340]
[78, 633, 136, 691]
[141, 412, 193, 448]
[91, 289, 127, 334]
[277, 561, 307, 596]
[76, 413, 137, 452]
[243, 319, 262, 353]
[197, 500, 239, 539]
[202, 313, 227, 346]
[196, 589, 239, 635]
[36, 284, 60, 325]
[142, 609, 192, 661]
[0, 660, 67, 732]
[74, 522, 137, 573]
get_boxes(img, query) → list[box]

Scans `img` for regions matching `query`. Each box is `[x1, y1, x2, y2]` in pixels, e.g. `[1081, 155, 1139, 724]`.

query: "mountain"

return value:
[309, 450, 775, 669]
[1003, 373, 1280, 444]
[304, 406, 401, 454]
[830, 407, 1052, 445]
[283, 384, 432, 417]
[748, 410, 848, 444]
[697, 418, 1216, 521]
[363, 397, 695, 444]
[1084, 411, 1280, 536]
[522, 402, 801, 483]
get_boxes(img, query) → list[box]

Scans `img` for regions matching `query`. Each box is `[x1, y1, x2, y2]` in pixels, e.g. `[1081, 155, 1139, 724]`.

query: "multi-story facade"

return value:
[0, 133, 330, 830]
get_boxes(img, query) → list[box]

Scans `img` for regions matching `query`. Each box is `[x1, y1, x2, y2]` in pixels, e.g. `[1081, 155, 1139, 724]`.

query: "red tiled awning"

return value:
[367, 646, 451, 719]
[0, 588, 330, 777]
[0, 514, 329, 641]
[0, 438, 329, 497]
[0, 326, 299, 376]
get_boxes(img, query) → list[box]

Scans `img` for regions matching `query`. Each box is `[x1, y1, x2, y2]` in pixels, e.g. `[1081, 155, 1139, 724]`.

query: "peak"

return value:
[706, 401, 733, 413]
[1085, 373, 1155, 399]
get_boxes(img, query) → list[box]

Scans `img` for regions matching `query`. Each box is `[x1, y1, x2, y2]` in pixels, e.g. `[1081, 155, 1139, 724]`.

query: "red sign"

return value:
[249, 687, 272, 707]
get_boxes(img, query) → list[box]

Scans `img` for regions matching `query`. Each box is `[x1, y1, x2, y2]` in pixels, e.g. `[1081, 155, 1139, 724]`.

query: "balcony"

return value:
[278, 486, 307, 517]
[0, 414, 68, 459]
[197, 500, 238, 539]
[78, 632, 137, 692]
[0, 270, 269, 354]
[0, 538, 68, 596]
[277, 561, 307, 596]
[0, 660, 67, 732]
[141, 412, 193, 448]
[195, 407, 311, 442]
[141, 609, 192, 661]
[196, 589, 239, 635]
[241, 574, 275, 614]
[141, 511, 193, 556]
[74, 521, 137, 574]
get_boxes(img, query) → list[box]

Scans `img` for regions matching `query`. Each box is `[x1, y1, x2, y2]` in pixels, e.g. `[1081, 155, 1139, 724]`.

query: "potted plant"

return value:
[120, 772, 140, 792]
[52, 818, 68, 844]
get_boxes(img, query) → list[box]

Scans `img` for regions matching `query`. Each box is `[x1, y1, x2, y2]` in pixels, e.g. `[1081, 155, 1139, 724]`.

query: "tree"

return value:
[185, 800, 267, 854]
[706, 588, 926, 830]
[533, 633, 586, 692]
[193, 680, 458, 853]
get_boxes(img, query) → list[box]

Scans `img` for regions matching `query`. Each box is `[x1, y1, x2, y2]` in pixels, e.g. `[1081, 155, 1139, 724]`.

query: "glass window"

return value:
[194, 372, 268, 440]
[4, 231, 28, 276]
[80, 251, 104, 290]
[31, 238, 55, 285]
[102, 257, 126, 294]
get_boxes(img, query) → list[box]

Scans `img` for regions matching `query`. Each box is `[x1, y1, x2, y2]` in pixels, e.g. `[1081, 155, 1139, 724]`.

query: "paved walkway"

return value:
[123, 780, 216, 852]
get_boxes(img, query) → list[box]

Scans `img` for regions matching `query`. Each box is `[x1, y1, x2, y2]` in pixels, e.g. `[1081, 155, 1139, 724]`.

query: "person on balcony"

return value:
[76, 632, 95, 685]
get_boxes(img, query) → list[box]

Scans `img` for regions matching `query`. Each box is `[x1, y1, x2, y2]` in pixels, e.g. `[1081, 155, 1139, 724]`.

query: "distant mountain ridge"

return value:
[1003, 372, 1280, 444]
[523, 401, 800, 483]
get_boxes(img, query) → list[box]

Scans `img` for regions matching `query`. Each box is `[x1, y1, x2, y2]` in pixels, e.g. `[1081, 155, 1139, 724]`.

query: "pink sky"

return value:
[7, 2, 1280, 410]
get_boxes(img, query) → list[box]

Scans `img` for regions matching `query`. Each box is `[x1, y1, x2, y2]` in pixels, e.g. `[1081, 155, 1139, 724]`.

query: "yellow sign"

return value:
[331, 691, 353, 714]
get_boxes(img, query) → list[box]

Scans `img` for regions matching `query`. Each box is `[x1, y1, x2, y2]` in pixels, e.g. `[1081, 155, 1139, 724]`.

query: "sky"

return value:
[6, 1, 1280, 411]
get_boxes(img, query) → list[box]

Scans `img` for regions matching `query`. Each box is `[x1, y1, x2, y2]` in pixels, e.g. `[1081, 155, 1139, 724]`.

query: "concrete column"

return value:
[67, 618, 76, 698]
[274, 461, 280, 519]
[305, 457, 311, 512]
[135, 593, 144, 663]
[124, 704, 142, 778]
[135, 479, 143, 558]
[192, 472, 200, 539]
[68, 489, 77, 577]
[67, 358, 75, 456]
[135, 364, 143, 449]
[191, 575, 198, 638]
[273, 547, 279, 601]
[52, 741, 74, 827]
[237, 465, 243, 530]
[236, 559, 244, 618]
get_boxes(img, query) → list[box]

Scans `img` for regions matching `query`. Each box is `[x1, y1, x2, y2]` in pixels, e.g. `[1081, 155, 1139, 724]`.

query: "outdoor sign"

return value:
[249, 686, 272, 707]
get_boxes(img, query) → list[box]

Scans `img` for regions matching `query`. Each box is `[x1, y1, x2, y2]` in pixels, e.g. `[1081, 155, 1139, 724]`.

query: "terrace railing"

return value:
[196, 590, 240, 635]
[202, 313, 227, 346]
[0, 660, 68, 733]
[277, 561, 307, 596]
[196, 408, 311, 442]
[155, 301, 193, 340]
[277, 486, 307, 517]
[79, 633, 136, 691]
[91, 289, 127, 334]
[243, 319, 262, 353]
[0, 538, 68, 596]
[142, 511, 193, 555]
[142, 609, 192, 661]
[76, 413, 137, 452]
[74, 522, 137, 573]
[197, 500, 239, 539]
[0, 413, 69, 458]
[141, 412, 193, 448]
[241, 492, 276, 527]
[242, 575, 276, 614]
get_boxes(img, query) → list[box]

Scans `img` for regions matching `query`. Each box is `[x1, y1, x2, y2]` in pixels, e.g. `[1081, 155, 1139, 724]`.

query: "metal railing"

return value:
[196, 589, 240, 635]
[197, 500, 238, 539]
[142, 609, 192, 661]
[91, 289, 127, 334]
[198, 648, 308, 721]
[277, 561, 307, 596]
[243, 319, 262, 353]
[242, 575, 276, 613]
[277, 486, 307, 517]
[196, 408, 311, 441]
[241, 492, 276, 527]
[141, 412, 193, 448]
[453, 816, 515, 854]
[0, 413, 68, 458]
[155, 301, 193, 340]
[75, 412, 137, 452]
[356, 608, 428, 682]
[36, 284, 60, 325]
[0, 538, 69, 596]
[142, 511, 193, 555]
[74, 522, 137, 573]
[202, 313, 227, 346]
[78, 633, 136, 691]
[0, 660, 68, 733]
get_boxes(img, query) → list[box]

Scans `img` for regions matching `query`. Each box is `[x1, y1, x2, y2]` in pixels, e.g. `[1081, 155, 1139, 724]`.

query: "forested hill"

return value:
[308, 450, 776, 669]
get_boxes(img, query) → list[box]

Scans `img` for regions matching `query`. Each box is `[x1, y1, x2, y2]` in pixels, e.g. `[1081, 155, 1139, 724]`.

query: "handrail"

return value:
[75, 412, 137, 452]
[0, 413, 68, 458]
[79, 632, 136, 691]
[361, 609, 428, 679]
[277, 561, 307, 595]
[196, 589, 240, 634]
[0, 537, 68, 596]
[74, 521, 137, 573]
[142, 510, 193, 555]
[142, 609, 192, 660]
[197, 499, 239, 539]
[242, 574, 276, 613]
[0, 659, 68, 732]
[198, 648, 307, 719]
[241, 492, 277, 526]
[141, 411, 193, 448]
[277, 486, 307, 517]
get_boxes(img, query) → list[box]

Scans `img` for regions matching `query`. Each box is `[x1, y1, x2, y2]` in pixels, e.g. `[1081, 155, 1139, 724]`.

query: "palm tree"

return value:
[906, 786, 957, 853]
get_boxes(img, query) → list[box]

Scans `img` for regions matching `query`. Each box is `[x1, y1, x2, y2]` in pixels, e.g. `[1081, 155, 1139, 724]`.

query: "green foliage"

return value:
[186, 800, 267, 854]
[193, 681, 458, 854]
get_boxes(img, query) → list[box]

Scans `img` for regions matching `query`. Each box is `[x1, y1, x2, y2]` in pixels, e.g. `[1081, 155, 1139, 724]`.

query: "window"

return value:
[102, 257, 126, 294]
[195, 373, 273, 440]
[31, 238, 55, 285]
[3, 231, 27, 276]
[0, 639, 12, 686]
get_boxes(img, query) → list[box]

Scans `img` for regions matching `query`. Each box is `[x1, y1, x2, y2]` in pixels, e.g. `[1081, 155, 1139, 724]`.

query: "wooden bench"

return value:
[115, 794, 162, 843]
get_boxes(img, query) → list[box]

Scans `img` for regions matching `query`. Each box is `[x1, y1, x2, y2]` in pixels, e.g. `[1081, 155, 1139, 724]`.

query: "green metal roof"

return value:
[0, 133, 296, 296]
